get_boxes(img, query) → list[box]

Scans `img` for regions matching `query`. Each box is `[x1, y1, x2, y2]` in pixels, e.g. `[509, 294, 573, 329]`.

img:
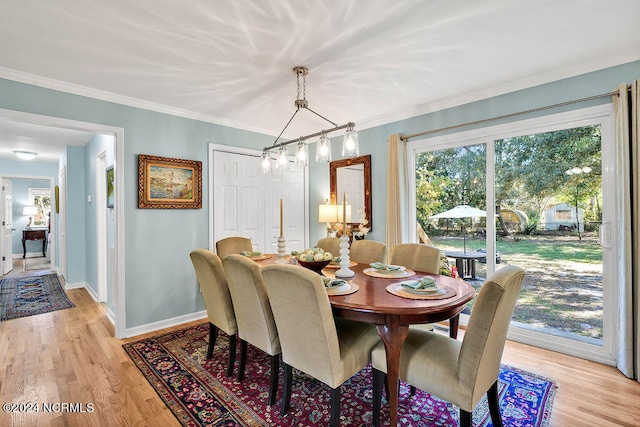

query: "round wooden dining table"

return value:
[257, 256, 475, 427]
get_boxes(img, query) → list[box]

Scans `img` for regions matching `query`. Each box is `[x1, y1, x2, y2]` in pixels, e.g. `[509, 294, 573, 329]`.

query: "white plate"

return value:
[404, 286, 446, 296]
[375, 265, 406, 273]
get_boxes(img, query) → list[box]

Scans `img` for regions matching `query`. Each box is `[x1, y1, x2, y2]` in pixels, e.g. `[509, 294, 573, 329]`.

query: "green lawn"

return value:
[430, 232, 603, 341]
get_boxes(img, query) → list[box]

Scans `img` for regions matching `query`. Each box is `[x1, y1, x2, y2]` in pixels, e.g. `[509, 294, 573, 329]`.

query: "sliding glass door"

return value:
[408, 105, 618, 364]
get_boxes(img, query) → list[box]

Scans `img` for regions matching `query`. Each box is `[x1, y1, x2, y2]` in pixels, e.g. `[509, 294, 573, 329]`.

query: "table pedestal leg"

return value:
[376, 317, 409, 427]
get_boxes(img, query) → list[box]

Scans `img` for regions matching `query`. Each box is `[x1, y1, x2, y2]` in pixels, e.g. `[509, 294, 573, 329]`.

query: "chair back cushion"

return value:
[390, 243, 440, 273]
[316, 237, 341, 257]
[216, 236, 253, 259]
[189, 249, 237, 335]
[262, 264, 341, 384]
[458, 265, 525, 404]
[350, 239, 387, 264]
[222, 254, 280, 356]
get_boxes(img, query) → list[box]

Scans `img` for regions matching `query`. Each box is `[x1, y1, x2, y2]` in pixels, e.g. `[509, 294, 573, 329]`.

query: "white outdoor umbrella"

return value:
[430, 205, 488, 252]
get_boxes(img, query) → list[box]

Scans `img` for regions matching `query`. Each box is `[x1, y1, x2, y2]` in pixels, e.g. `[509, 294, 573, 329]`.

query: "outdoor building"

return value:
[543, 202, 585, 232]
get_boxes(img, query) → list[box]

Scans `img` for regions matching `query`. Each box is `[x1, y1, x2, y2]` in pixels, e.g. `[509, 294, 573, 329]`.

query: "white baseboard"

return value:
[124, 310, 208, 338]
[105, 307, 115, 326]
[65, 281, 88, 290]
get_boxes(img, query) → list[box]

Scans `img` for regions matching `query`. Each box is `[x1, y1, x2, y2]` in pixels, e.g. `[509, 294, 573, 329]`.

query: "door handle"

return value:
[599, 222, 611, 249]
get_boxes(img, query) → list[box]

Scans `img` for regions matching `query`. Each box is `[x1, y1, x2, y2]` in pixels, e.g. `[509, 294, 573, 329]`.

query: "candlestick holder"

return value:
[275, 236, 288, 264]
[335, 234, 355, 278]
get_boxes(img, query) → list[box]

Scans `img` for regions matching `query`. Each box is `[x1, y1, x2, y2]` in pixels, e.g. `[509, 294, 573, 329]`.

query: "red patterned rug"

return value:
[124, 323, 556, 426]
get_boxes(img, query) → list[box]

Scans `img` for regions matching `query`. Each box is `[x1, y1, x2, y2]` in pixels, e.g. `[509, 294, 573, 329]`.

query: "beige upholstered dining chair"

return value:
[222, 254, 282, 406]
[316, 237, 341, 257]
[216, 236, 252, 259]
[262, 264, 381, 427]
[189, 249, 238, 377]
[389, 243, 440, 274]
[371, 265, 525, 427]
[350, 239, 387, 264]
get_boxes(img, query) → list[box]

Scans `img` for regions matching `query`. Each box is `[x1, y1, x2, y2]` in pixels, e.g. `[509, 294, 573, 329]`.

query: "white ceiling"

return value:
[1, 0, 640, 161]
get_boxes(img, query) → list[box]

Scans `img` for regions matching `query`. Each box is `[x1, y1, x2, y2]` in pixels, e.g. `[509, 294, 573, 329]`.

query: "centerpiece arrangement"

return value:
[291, 247, 334, 275]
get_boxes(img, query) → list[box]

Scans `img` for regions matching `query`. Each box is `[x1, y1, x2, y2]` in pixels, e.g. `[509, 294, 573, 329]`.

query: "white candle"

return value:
[279, 198, 283, 237]
[342, 193, 346, 231]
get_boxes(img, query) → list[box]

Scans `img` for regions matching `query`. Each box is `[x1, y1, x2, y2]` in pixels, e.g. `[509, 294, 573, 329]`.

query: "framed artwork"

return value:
[106, 165, 115, 208]
[138, 154, 202, 209]
[54, 185, 60, 213]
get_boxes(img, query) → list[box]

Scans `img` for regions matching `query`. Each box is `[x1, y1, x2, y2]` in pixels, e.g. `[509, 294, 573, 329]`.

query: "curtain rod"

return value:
[400, 89, 621, 142]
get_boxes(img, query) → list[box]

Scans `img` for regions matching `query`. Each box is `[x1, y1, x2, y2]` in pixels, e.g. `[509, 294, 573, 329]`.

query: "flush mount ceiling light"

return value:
[13, 150, 38, 160]
[260, 66, 358, 173]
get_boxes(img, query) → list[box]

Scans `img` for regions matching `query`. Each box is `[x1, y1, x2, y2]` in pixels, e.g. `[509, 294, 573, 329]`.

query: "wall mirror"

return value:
[329, 154, 372, 231]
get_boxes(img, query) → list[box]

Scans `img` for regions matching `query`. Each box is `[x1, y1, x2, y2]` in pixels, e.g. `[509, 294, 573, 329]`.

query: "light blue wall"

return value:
[1, 59, 638, 331]
[9, 177, 50, 256]
[83, 134, 115, 309]
[64, 145, 87, 285]
[0, 78, 274, 329]
[308, 61, 640, 242]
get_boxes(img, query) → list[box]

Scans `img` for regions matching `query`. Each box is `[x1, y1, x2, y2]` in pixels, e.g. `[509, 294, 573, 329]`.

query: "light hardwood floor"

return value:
[1, 262, 639, 426]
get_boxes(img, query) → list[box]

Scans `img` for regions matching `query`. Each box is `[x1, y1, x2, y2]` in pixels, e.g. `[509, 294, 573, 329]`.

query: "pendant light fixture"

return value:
[260, 66, 358, 173]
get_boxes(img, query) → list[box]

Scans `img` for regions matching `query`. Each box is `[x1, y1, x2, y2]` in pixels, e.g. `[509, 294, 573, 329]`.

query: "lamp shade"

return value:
[318, 204, 338, 223]
[23, 206, 38, 215]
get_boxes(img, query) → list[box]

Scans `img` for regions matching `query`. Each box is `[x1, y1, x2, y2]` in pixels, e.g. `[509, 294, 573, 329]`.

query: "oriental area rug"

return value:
[0, 273, 74, 321]
[124, 323, 556, 426]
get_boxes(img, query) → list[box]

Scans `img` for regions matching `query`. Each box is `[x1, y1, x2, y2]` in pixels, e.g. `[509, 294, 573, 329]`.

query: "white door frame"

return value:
[0, 108, 126, 338]
[96, 150, 108, 302]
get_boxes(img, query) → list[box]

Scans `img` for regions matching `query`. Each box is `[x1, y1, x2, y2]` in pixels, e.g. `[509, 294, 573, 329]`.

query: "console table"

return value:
[22, 229, 47, 258]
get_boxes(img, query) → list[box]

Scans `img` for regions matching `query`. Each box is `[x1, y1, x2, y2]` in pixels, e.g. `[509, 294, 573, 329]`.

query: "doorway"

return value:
[0, 107, 126, 338]
[408, 104, 618, 364]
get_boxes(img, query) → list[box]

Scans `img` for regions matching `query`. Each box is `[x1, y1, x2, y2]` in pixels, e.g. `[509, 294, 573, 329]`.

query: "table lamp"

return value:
[23, 206, 38, 229]
[318, 203, 338, 237]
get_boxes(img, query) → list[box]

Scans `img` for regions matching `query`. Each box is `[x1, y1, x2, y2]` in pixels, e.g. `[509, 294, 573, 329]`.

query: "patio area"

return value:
[431, 232, 603, 341]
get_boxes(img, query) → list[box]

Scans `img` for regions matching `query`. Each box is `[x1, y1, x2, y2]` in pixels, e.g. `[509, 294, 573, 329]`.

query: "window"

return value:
[408, 104, 618, 364]
[28, 187, 51, 227]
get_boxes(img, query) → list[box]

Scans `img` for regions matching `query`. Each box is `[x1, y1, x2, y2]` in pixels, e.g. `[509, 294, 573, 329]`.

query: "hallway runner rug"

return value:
[0, 273, 74, 321]
[124, 323, 556, 426]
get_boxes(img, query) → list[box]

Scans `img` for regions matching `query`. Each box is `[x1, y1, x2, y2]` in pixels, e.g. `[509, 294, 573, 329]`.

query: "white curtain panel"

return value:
[613, 81, 640, 381]
[385, 134, 410, 259]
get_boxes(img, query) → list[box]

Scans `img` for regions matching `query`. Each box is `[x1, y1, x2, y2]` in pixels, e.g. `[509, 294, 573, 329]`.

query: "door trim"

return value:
[0, 108, 126, 338]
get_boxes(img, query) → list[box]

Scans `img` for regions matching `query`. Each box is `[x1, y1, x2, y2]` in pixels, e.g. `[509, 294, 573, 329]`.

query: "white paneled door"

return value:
[1, 178, 13, 274]
[212, 150, 306, 254]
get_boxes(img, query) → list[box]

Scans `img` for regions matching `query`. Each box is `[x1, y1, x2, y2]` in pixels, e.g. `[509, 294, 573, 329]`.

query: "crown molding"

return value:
[357, 48, 640, 132]
[0, 67, 275, 137]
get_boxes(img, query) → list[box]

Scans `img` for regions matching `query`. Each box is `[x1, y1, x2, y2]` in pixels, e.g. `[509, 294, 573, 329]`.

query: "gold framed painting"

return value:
[138, 154, 202, 209]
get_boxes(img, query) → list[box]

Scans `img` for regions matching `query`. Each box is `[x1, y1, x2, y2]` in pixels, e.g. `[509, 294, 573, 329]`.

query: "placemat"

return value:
[326, 282, 359, 296]
[386, 283, 457, 300]
[247, 254, 271, 261]
[363, 268, 416, 279]
[324, 260, 358, 269]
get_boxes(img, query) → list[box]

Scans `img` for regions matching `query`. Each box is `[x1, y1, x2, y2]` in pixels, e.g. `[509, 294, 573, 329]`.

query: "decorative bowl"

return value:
[297, 259, 331, 275]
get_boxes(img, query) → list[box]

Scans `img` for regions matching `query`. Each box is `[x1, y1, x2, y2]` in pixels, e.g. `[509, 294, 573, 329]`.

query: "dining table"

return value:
[256, 255, 476, 427]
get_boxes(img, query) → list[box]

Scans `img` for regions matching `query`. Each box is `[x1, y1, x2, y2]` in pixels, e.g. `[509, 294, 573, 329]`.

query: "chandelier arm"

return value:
[304, 107, 339, 128]
[263, 122, 355, 153]
[271, 108, 301, 147]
